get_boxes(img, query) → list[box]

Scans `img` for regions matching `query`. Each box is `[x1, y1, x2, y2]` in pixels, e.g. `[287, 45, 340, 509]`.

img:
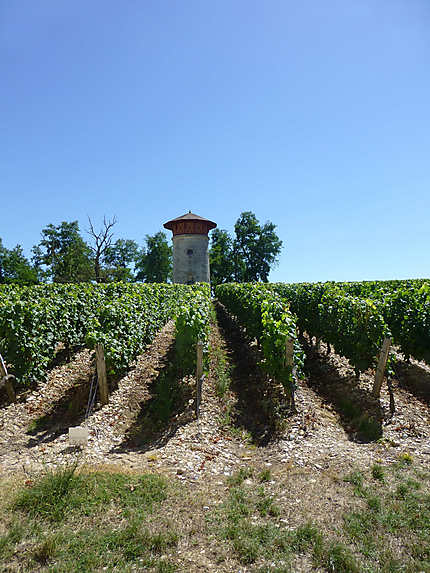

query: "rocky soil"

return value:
[0, 310, 429, 488]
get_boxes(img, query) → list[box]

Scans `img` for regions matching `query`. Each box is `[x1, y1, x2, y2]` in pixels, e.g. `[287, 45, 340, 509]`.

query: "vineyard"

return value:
[1, 278, 429, 415]
[0, 283, 211, 388]
[0, 279, 429, 571]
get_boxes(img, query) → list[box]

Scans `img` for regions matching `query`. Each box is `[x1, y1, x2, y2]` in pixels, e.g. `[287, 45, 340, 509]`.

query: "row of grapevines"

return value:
[215, 283, 304, 397]
[0, 283, 210, 385]
[272, 283, 392, 377]
[334, 278, 428, 298]
[85, 283, 192, 375]
[335, 281, 430, 365]
[380, 283, 430, 364]
[310, 279, 430, 366]
[175, 283, 212, 374]
[0, 284, 99, 384]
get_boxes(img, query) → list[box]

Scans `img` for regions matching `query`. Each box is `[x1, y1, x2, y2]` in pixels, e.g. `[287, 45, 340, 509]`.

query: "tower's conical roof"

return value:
[164, 211, 216, 231]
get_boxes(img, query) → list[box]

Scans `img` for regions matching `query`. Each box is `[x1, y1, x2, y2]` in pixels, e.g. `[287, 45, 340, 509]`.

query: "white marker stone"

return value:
[69, 426, 89, 446]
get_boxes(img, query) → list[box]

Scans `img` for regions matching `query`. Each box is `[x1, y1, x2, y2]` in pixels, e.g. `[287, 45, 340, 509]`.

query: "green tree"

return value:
[136, 231, 172, 283]
[209, 212, 282, 284]
[0, 239, 38, 285]
[32, 221, 93, 283]
[234, 211, 282, 282]
[104, 238, 140, 282]
[209, 229, 235, 286]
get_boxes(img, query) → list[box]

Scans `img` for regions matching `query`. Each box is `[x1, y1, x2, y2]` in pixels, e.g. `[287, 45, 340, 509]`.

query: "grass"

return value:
[342, 459, 430, 571]
[0, 459, 429, 571]
[13, 462, 167, 522]
[0, 465, 177, 572]
[209, 463, 430, 572]
[209, 309, 233, 399]
[210, 468, 361, 571]
[211, 342, 232, 398]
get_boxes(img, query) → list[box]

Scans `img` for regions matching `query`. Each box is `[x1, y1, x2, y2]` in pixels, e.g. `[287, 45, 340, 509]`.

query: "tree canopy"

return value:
[0, 239, 38, 285]
[32, 221, 93, 283]
[135, 231, 172, 283]
[209, 211, 282, 285]
[104, 239, 140, 282]
[209, 229, 235, 286]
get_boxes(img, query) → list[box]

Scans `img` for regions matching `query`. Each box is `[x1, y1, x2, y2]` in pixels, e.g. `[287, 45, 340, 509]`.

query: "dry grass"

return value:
[0, 454, 429, 572]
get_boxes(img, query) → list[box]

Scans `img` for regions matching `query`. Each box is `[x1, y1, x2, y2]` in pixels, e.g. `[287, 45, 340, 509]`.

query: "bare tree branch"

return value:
[87, 216, 117, 282]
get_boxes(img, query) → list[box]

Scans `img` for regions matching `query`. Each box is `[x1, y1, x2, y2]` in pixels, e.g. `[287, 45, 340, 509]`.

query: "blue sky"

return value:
[1, 0, 429, 282]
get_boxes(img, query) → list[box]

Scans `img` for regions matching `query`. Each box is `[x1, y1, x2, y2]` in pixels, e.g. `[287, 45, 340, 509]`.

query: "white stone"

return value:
[69, 426, 89, 446]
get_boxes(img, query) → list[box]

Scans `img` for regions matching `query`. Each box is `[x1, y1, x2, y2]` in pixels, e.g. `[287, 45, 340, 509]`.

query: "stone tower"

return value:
[163, 211, 217, 284]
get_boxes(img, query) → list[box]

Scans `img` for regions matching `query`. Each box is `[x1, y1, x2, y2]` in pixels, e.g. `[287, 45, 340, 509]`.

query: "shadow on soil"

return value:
[25, 357, 124, 448]
[114, 341, 195, 453]
[302, 338, 383, 443]
[394, 361, 430, 405]
[215, 302, 287, 446]
[25, 372, 95, 447]
[0, 346, 85, 407]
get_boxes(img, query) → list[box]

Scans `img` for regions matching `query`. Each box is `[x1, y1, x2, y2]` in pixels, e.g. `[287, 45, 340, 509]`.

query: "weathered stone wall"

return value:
[172, 234, 210, 283]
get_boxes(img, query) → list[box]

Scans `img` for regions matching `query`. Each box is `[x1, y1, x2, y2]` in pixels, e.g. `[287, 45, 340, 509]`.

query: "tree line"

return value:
[0, 211, 282, 286]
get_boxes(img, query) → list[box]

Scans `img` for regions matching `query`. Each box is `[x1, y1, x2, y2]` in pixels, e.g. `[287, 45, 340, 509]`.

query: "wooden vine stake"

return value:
[195, 341, 204, 418]
[95, 344, 109, 405]
[372, 338, 391, 398]
[0, 353, 16, 403]
[285, 338, 294, 369]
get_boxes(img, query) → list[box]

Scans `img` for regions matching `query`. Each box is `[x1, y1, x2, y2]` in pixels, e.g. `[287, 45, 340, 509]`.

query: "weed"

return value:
[256, 488, 280, 517]
[232, 533, 260, 564]
[336, 396, 382, 441]
[226, 486, 252, 520]
[104, 521, 178, 558]
[343, 470, 366, 496]
[27, 416, 47, 434]
[259, 467, 272, 482]
[32, 536, 57, 565]
[342, 463, 430, 571]
[157, 561, 177, 572]
[227, 467, 254, 487]
[225, 422, 253, 443]
[148, 371, 182, 425]
[377, 549, 404, 572]
[356, 414, 382, 442]
[367, 495, 381, 512]
[316, 540, 360, 573]
[343, 470, 363, 488]
[398, 452, 413, 466]
[13, 465, 168, 523]
[371, 463, 385, 482]
[291, 523, 322, 553]
[395, 483, 409, 499]
[212, 344, 232, 398]
[0, 521, 25, 559]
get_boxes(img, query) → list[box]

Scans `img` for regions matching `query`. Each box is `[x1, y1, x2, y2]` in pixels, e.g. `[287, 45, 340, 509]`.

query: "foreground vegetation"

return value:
[0, 456, 428, 572]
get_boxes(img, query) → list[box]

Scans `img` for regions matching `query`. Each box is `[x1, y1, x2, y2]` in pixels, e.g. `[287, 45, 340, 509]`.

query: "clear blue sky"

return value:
[1, 0, 429, 282]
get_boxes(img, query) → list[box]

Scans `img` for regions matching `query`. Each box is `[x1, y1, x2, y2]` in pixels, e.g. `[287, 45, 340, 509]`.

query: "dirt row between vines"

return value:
[0, 303, 429, 481]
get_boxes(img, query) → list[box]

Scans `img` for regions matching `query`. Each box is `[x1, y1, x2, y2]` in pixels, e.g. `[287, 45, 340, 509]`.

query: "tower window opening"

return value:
[187, 249, 193, 255]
